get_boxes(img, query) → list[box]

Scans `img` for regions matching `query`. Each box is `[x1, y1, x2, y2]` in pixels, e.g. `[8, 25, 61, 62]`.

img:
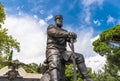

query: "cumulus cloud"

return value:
[3, 15, 48, 64]
[33, 15, 38, 19]
[80, 0, 104, 24]
[86, 55, 106, 72]
[74, 27, 94, 57]
[66, 26, 106, 71]
[81, 34, 106, 72]
[82, 0, 104, 7]
[85, 9, 91, 24]
[78, 33, 106, 72]
[45, 15, 53, 21]
[80, 8, 91, 24]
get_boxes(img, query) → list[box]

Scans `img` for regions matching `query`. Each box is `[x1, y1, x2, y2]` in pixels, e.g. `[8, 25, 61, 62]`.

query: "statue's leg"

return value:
[63, 51, 93, 81]
[60, 61, 66, 81]
[48, 55, 61, 81]
[49, 69, 58, 81]
[75, 53, 93, 81]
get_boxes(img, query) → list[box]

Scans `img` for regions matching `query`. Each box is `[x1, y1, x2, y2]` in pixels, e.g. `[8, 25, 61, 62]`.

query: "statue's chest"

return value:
[55, 38, 66, 45]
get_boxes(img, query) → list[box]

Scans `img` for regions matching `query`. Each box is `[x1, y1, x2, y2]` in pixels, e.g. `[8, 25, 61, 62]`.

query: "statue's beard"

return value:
[56, 20, 63, 28]
[57, 23, 62, 28]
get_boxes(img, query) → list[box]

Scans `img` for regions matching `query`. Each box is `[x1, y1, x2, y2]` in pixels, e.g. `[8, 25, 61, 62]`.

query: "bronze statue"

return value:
[43, 15, 93, 81]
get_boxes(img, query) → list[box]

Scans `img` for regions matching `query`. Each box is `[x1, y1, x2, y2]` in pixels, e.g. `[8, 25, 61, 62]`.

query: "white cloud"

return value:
[82, 0, 104, 7]
[85, 55, 106, 72]
[39, 20, 47, 27]
[66, 26, 106, 72]
[82, 0, 95, 7]
[3, 15, 48, 64]
[77, 33, 105, 72]
[80, 0, 104, 24]
[18, 12, 22, 16]
[80, 8, 91, 24]
[85, 9, 91, 24]
[91, 35, 99, 42]
[107, 15, 116, 24]
[93, 20, 101, 26]
[33, 15, 38, 19]
[87, 35, 106, 72]
[45, 15, 53, 21]
[74, 27, 95, 57]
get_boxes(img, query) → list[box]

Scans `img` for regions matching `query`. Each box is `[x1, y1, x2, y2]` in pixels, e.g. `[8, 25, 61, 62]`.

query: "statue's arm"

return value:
[47, 25, 69, 38]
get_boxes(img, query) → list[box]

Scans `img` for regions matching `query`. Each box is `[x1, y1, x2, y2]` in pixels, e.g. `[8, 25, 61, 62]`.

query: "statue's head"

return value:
[54, 15, 63, 28]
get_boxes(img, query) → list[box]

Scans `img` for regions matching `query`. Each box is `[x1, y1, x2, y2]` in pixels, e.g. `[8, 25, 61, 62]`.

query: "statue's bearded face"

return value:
[55, 18, 63, 28]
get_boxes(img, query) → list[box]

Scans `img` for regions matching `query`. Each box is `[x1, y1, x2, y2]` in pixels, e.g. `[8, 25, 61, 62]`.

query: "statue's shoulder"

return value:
[47, 24, 56, 31]
[48, 24, 55, 28]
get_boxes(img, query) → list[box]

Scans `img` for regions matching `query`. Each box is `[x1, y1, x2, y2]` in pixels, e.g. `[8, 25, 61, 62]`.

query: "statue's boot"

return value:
[77, 62, 93, 81]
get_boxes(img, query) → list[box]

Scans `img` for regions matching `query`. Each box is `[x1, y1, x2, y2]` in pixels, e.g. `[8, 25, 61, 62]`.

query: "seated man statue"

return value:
[45, 14, 93, 81]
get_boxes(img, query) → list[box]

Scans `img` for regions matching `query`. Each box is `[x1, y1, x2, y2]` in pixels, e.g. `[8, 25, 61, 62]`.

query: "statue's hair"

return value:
[54, 15, 63, 20]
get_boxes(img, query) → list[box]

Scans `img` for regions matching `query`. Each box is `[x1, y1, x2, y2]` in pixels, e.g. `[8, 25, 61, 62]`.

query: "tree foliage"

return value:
[0, 3, 20, 68]
[22, 63, 41, 73]
[92, 25, 120, 80]
[65, 64, 95, 81]
[93, 25, 120, 66]
[94, 63, 120, 81]
[21, 63, 39, 73]
[0, 28, 20, 56]
[93, 25, 120, 56]
[0, 3, 5, 24]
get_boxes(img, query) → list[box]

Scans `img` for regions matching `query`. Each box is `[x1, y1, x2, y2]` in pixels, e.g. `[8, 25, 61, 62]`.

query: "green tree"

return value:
[0, 3, 5, 24]
[93, 25, 120, 80]
[22, 63, 41, 73]
[0, 3, 20, 68]
[65, 64, 95, 81]
[93, 25, 120, 56]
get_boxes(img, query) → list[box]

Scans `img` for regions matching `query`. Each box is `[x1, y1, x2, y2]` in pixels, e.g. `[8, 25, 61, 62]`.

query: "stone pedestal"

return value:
[0, 66, 42, 81]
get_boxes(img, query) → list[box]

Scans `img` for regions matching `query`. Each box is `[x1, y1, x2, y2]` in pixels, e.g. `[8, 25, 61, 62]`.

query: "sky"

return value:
[0, 0, 120, 72]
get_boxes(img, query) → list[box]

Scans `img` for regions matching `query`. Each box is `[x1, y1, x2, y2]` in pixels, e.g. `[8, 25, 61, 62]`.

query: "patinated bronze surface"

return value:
[41, 15, 93, 81]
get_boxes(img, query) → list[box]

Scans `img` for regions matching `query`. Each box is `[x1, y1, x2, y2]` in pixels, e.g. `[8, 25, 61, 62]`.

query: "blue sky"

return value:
[1, 0, 120, 35]
[0, 0, 120, 72]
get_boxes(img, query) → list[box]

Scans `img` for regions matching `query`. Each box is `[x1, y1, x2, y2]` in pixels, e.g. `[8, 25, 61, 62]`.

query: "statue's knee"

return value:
[49, 59, 61, 70]
[49, 62, 57, 69]
[76, 54, 85, 64]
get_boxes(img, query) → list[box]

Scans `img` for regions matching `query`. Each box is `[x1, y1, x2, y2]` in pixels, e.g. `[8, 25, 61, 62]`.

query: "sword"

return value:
[69, 38, 77, 81]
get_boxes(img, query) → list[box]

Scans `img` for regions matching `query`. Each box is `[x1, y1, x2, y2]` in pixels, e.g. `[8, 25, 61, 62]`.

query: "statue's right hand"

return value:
[69, 32, 77, 39]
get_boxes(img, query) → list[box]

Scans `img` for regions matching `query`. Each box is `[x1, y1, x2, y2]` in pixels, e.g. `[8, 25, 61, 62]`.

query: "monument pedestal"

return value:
[0, 66, 42, 81]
